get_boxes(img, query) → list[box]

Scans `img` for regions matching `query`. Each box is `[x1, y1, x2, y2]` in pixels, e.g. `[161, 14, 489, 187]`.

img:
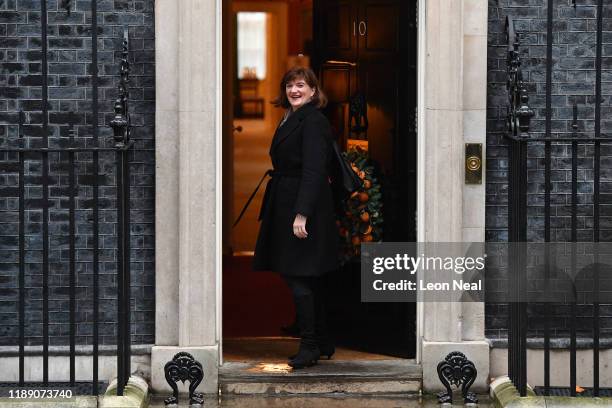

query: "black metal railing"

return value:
[505, 0, 606, 397]
[0, 0, 132, 397]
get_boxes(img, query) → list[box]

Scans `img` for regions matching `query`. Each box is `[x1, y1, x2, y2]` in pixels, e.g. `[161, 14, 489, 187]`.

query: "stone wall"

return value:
[486, 0, 612, 339]
[0, 0, 155, 346]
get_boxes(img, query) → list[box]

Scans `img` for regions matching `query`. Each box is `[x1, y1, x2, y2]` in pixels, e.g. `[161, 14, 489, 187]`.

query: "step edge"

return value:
[219, 375, 422, 383]
[220, 381, 422, 395]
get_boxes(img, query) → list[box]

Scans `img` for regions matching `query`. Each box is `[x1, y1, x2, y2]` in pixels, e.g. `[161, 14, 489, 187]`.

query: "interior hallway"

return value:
[232, 119, 275, 253]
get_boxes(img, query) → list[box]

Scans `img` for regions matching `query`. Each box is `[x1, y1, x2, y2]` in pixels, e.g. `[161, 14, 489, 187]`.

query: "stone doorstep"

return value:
[219, 360, 422, 395]
[147, 394, 494, 408]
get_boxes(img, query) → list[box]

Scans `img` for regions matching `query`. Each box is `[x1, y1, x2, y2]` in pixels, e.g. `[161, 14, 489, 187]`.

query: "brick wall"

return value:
[486, 0, 612, 339]
[0, 0, 155, 346]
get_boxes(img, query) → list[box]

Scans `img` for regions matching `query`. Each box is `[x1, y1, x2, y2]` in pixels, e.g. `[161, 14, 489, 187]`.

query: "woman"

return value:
[252, 67, 339, 369]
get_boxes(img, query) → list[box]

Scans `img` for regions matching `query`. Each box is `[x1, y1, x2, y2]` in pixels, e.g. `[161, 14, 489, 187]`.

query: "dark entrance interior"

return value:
[313, 0, 418, 358]
[223, 0, 418, 360]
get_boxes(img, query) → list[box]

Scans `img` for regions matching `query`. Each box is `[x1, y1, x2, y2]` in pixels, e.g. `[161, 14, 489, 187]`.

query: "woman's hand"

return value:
[293, 213, 308, 239]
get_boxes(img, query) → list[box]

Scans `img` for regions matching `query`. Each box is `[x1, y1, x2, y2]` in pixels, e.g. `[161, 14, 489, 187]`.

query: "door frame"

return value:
[415, 0, 426, 364]
[153, 0, 489, 392]
[218, 0, 426, 364]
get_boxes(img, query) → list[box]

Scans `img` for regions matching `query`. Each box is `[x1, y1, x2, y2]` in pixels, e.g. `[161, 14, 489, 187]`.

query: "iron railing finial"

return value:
[110, 28, 131, 147]
[506, 16, 534, 137]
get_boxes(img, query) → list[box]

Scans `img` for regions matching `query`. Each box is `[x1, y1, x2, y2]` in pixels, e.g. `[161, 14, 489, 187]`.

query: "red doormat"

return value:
[222, 255, 295, 337]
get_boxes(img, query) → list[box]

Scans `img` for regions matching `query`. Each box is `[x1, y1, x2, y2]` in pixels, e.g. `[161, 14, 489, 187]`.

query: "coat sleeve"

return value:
[293, 115, 330, 217]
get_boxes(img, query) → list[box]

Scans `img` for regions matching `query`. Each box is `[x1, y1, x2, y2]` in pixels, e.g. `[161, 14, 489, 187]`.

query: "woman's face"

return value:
[285, 77, 315, 111]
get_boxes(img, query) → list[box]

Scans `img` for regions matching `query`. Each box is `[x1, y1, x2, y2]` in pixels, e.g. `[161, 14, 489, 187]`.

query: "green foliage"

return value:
[337, 147, 384, 264]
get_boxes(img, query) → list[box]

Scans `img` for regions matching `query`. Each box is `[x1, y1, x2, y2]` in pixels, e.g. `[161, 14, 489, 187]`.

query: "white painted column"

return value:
[151, 0, 220, 394]
[154, 0, 179, 349]
[176, 0, 218, 349]
[418, 0, 490, 392]
[461, 0, 489, 344]
[421, 0, 464, 343]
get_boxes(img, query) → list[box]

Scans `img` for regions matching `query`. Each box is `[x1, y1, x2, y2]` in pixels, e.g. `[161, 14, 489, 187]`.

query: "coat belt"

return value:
[268, 168, 301, 177]
[232, 168, 301, 228]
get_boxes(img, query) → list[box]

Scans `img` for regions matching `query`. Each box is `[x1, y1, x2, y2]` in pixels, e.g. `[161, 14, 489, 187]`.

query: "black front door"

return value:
[313, 0, 418, 358]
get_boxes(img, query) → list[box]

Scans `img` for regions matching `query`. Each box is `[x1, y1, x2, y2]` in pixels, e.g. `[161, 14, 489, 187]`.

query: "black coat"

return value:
[252, 102, 340, 276]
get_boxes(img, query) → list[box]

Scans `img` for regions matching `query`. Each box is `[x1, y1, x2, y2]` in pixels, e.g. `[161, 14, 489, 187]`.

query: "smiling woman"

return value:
[252, 67, 339, 369]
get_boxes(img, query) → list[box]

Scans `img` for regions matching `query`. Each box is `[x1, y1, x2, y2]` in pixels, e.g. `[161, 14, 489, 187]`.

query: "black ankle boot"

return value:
[288, 294, 319, 369]
[288, 285, 335, 361]
[290, 334, 335, 360]
[289, 342, 332, 360]
[317, 342, 335, 360]
[290, 342, 333, 361]
[288, 342, 320, 369]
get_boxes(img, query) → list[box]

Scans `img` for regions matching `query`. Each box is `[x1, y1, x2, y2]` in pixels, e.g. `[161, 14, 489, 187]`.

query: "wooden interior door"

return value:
[357, 0, 417, 242]
[316, 0, 357, 63]
[314, 0, 417, 358]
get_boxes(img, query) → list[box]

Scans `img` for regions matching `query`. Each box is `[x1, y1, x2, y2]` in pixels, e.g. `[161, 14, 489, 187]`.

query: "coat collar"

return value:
[270, 102, 318, 155]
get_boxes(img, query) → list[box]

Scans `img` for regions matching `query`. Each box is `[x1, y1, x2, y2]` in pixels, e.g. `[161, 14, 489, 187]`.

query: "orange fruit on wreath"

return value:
[362, 234, 373, 242]
[358, 192, 369, 202]
[364, 179, 372, 189]
[360, 212, 370, 222]
[351, 235, 361, 246]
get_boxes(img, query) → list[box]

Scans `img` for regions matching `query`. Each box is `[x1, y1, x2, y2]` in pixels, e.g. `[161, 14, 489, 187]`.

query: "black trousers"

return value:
[282, 275, 327, 346]
[282, 275, 322, 299]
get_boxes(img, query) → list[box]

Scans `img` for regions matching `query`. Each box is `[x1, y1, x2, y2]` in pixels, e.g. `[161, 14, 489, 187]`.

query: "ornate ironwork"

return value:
[506, 16, 534, 137]
[61, 0, 72, 15]
[110, 28, 131, 147]
[437, 351, 478, 404]
[348, 92, 368, 135]
[163, 352, 204, 406]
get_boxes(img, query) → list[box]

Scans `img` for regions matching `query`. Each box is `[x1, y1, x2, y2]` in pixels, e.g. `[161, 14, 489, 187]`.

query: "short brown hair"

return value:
[272, 67, 328, 109]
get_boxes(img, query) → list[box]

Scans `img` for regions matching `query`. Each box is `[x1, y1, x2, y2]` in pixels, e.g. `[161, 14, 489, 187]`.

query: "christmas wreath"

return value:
[337, 146, 383, 264]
